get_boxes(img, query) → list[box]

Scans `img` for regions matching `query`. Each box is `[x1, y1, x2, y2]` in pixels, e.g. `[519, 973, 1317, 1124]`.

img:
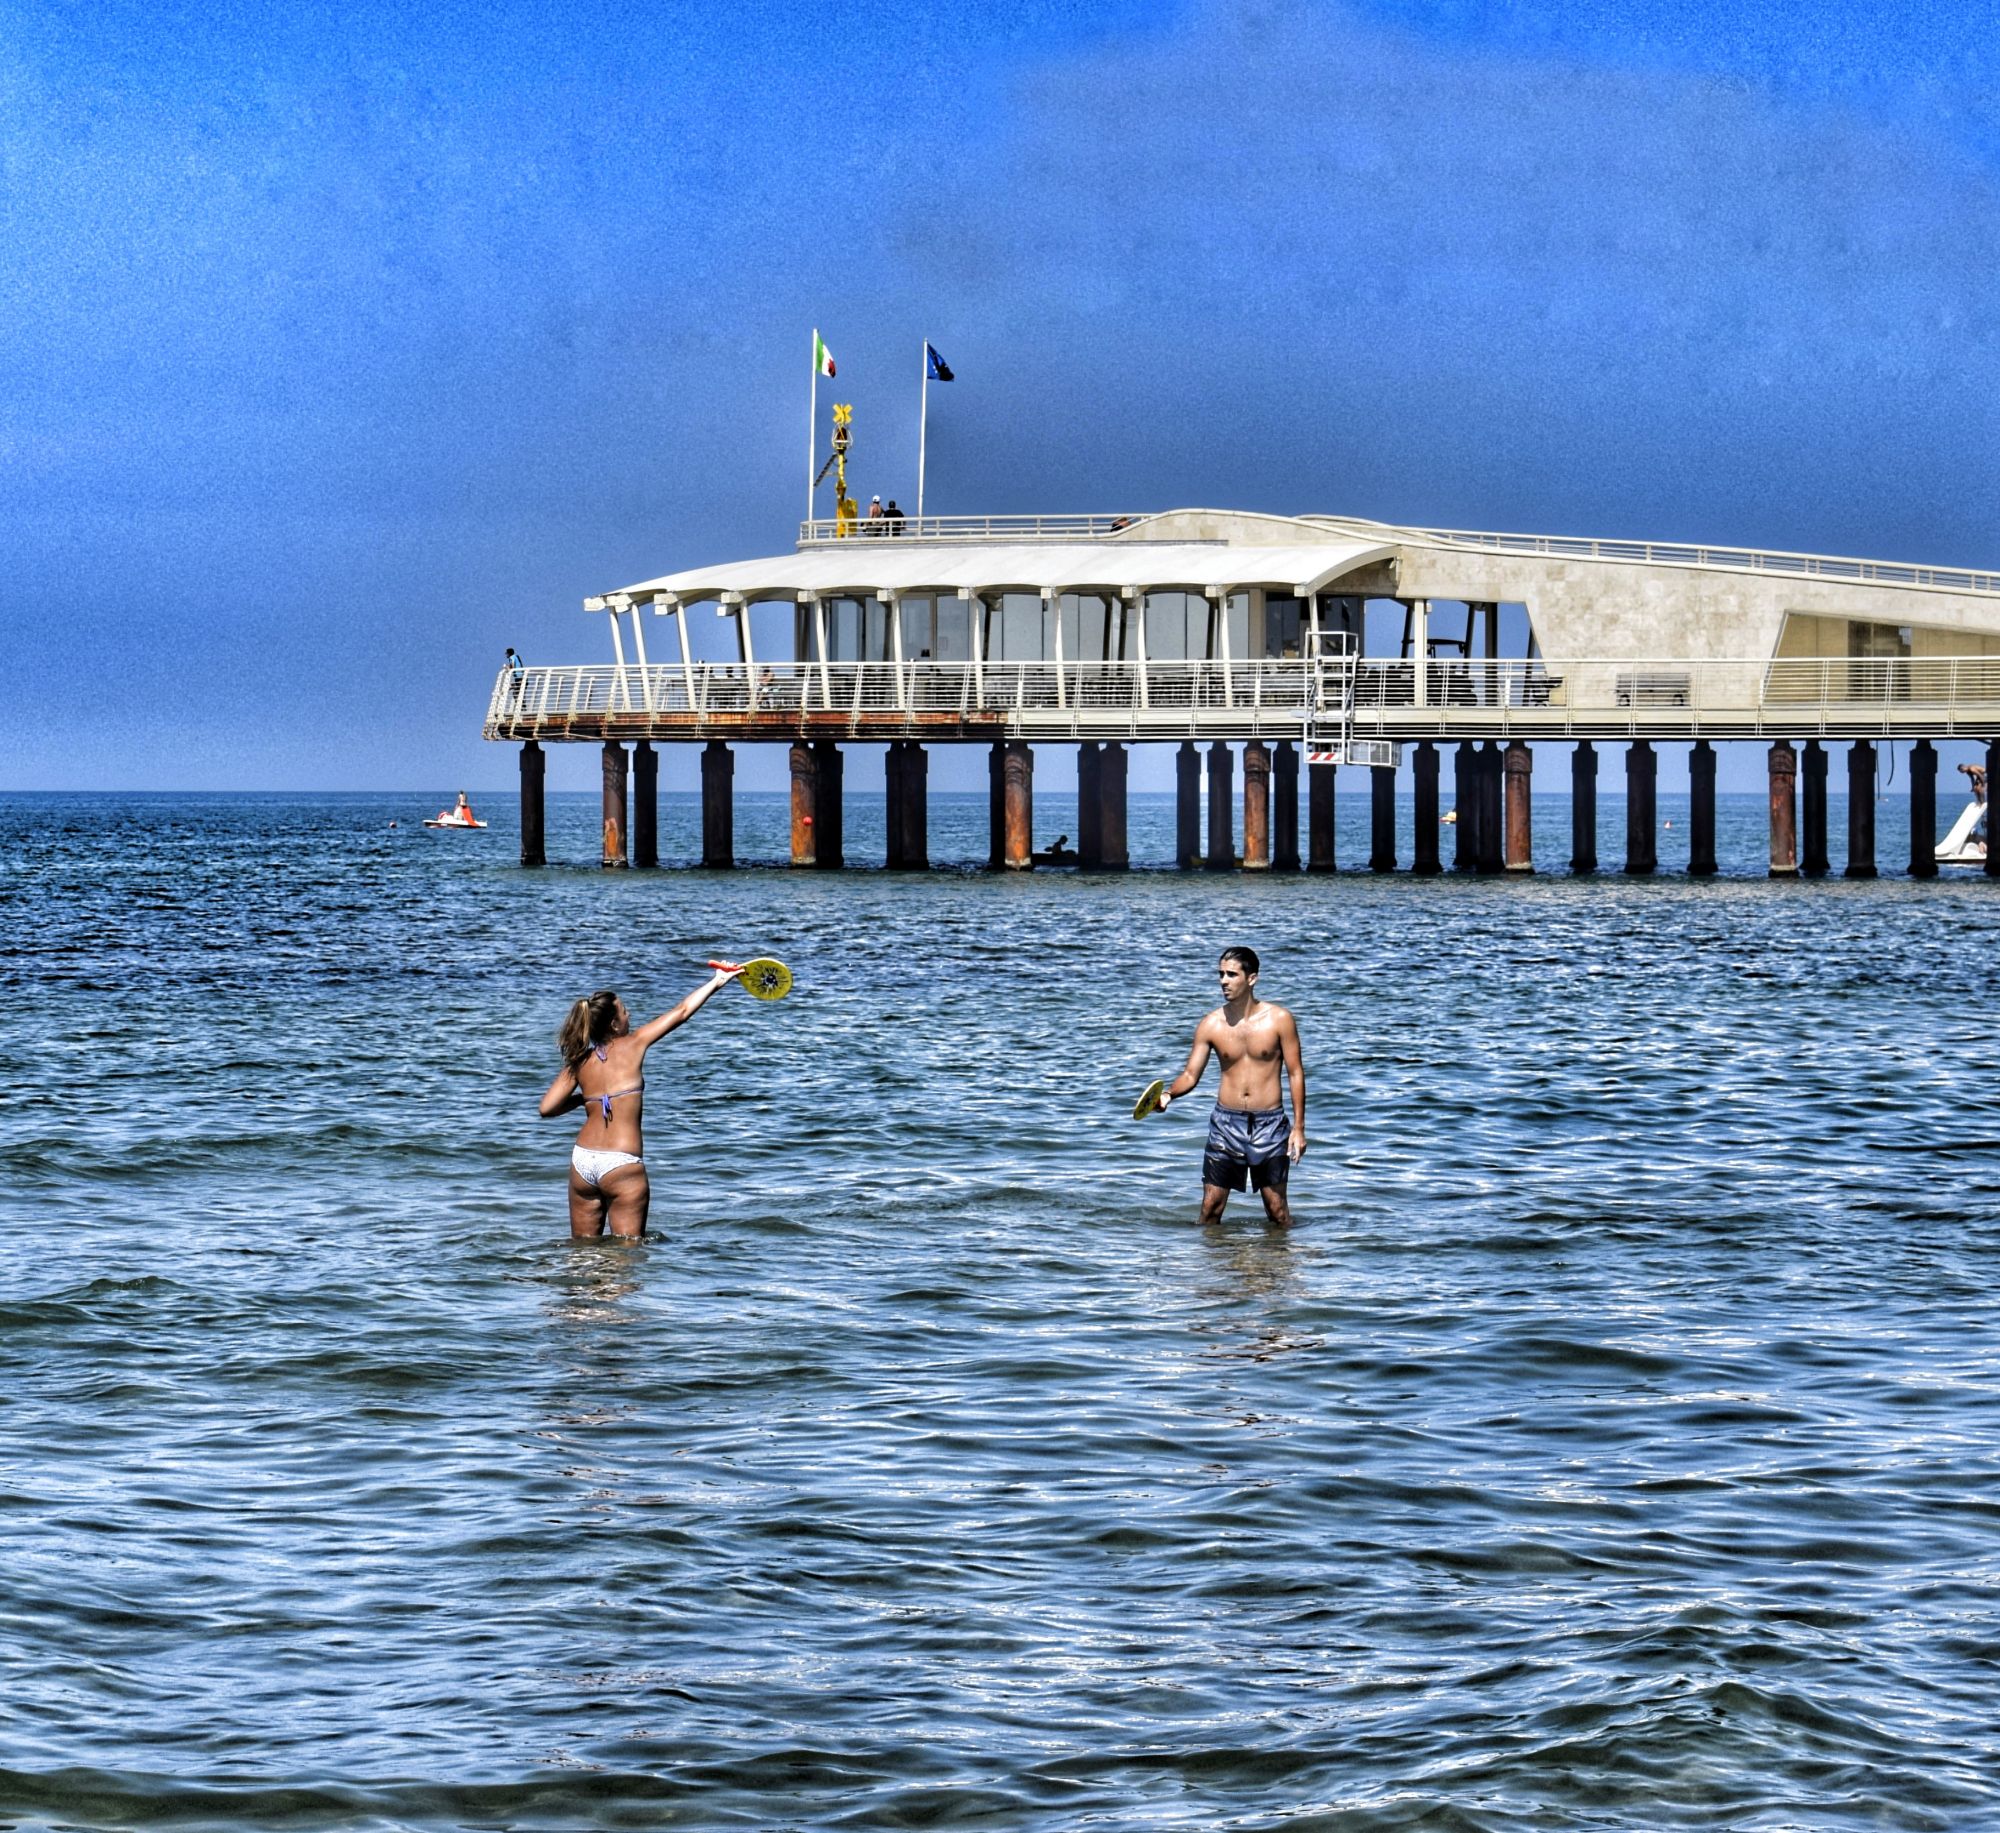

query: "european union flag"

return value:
[926, 343, 954, 382]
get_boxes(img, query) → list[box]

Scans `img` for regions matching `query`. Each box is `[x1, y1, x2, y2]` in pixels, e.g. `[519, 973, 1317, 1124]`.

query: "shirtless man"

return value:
[1150, 946, 1307, 1227]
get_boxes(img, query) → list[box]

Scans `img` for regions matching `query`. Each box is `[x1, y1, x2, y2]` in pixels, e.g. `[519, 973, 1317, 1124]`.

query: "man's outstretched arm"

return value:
[1281, 1009, 1307, 1160]
[1158, 1024, 1214, 1112]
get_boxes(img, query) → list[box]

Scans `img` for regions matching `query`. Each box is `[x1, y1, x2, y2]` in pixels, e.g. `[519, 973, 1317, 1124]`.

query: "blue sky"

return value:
[4, 0, 1996, 795]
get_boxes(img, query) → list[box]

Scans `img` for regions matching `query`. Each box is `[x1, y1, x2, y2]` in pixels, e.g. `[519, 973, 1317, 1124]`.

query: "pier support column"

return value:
[1176, 742, 1201, 869]
[1478, 743, 1505, 874]
[1503, 741, 1533, 873]
[886, 741, 927, 870]
[1370, 764, 1396, 872]
[1413, 742, 1442, 875]
[631, 740, 658, 868]
[519, 741, 545, 868]
[1273, 742, 1300, 871]
[1243, 741, 1271, 870]
[1624, 741, 1657, 874]
[701, 740, 733, 868]
[789, 742, 818, 868]
[1845, 741, 1877, 879]
[988, 742, 1006, 871]
[1768, 742, 1798, 877]
[1988, 736, 2000, 879]
[1098, 743, 1129, 870]
[813, 741, 844, 869]
[1909, 740, 1937, 879]
[1801, 741, 1830, 877]
[601, 740, 629, 868]
[1206, 742, 1234, 872]
[1689, 740, 1717, 876]
[1570, 741, 1597, 874]
[1003, 741, 1034, 870]
[1309, 758, 1338, 871]
[1076, 743, 1103, 869]
[1453, 743, 1477, 872]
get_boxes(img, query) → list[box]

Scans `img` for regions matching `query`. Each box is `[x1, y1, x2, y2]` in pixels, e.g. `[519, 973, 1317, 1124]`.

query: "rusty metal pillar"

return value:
[1176, 742, 1201, 869]
[898, 741, 928, 870]
[1478, 742, 1505, 874]
[1768, 741, 1798, 877]
[988, 741, 1006, 870]
[1370, 763, 1396, 872]
[1909, 740, 1937, 879]
[1453, 743, 1477, 872]
[789, 741, 818, 868]
[631, 740, 658, 868]
[1003, 741, 1033, 870]
[1624, 741, 1657, 874]
[1413, 742, 1441, 875]
[1273, 741, 1300, 871]
[1503, 741, 1533, 873]
[1206, 741, 1235, 871]
[1098, 742, 1129, 870]
[1076, 742, 1103, 869]
[1689, 740, 1717, 876]
[1801, 740, 1829, 877]
[1988, 737, 2000, 879]
[519, 741, 545, 868]
[701, 740, 733, 868]
[601, 740, 628, 868]
[813, 740, 843, 869]
[1309, 758, 1337, 871]
[1845, 741, 1877, 879]
[1570, 741, 1597, 874]
[1243, 741, 1271, 871]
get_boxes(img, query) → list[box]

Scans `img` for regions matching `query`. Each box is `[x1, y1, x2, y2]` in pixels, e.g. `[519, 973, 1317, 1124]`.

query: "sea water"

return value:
[2, 790, 1998, 1831]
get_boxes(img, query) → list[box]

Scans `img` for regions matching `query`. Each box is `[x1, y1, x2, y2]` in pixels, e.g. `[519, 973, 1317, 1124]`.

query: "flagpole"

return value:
[808, 330, 818, 530]
[917, 338, 929, 523]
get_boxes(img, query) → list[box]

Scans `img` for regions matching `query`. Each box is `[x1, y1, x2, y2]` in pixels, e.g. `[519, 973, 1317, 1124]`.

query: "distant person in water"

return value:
[540, 969, 741, 1239]
[1146, 946, 1307, 1228]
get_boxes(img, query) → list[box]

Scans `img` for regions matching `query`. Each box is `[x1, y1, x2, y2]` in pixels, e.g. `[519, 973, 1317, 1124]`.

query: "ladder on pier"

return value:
[1303, 629, 1400, 769]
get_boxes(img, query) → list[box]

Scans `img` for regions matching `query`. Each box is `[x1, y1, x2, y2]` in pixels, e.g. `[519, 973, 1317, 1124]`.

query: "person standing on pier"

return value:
[539, 968, 742, 1240]
[1150, 946, 1307, 1227]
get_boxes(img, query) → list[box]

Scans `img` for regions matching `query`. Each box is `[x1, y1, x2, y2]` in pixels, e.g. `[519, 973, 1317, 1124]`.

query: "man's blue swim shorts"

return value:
[1203, 1104, 1292, 1192]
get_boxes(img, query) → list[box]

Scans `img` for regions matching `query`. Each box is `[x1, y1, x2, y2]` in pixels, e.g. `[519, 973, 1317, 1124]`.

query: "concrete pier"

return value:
[1478, 743, 1504, 874]
[1272, 742, 1300, 871]
[1370, 764, 1396, 872]
[1503, 741, 1532, 873]
[631, 740, 658, 869]
[1845, 740, 1876, 879]
[1801, 741, 1830, 877]
[1076, 743, 1103, 869]
[601, 739, 628, 868]
[1453, 743, 1476, 872]
[1689, 740, 1718, 876]
[813, 741, 844, 869]
[1176, 742, 1200, 869]
[1206, 741, 1234, 872]
[789, 741, 818, 868]
[519, 741, 545, 868]
[886, 740, 928, 870]
[1909, 740, 1937, 879]
[1570, 741, 1597, 874]
[1624, 741, 1657, 874]
[1098, 742, 1129, 870]
[1243, 741, 1271, 870]
[1003, 741, 1034, 869]
[1769, 741, 1799, 877]
[701, 739, 733, 867]
[1413, 742, 1442, 874]
[1310, 758, 1338, 871]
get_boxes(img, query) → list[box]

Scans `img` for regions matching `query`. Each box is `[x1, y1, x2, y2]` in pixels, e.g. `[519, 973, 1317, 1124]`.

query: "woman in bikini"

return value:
[539, 967, 742, 1239]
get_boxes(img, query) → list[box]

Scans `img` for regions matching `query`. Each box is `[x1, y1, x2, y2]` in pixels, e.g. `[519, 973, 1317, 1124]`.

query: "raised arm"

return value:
[1157, 1020, 1215, 1113]
[631, 966, 742, 1051]
[1279, 1007, 1307, 1160]
[538, 1064, 585, 1119]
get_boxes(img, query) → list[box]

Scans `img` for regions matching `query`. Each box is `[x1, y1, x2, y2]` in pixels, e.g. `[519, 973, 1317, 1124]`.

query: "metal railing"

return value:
[797, 512, 1167, 545]
[487, 655, 2000, 740]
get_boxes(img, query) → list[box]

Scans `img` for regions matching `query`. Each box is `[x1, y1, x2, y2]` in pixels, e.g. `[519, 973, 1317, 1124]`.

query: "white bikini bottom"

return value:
[572, 1146, 644, 1189]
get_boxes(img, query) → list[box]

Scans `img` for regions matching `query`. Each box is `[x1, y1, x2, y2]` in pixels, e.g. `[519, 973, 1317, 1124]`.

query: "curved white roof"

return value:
[604, 539, 1396, 610]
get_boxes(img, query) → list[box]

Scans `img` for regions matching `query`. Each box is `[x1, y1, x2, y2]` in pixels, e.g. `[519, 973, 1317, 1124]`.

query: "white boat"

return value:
[424, 793, 488, 831]
[1937, 766, 1987, 866]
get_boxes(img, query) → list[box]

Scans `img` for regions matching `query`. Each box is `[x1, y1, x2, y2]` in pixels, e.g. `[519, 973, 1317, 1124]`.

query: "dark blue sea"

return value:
[4, 788, 1999, 1831]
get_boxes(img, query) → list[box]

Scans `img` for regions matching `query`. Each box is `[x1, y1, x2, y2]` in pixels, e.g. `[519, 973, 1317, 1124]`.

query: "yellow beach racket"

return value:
[710, 957, 793, 1001]
[1132, 1077, 1167, 1120]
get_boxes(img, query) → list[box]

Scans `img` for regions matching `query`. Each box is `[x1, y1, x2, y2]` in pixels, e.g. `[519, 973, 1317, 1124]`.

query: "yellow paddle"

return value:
[1132, 1077, 1167, 1119]
[709, 957, 793, 1001]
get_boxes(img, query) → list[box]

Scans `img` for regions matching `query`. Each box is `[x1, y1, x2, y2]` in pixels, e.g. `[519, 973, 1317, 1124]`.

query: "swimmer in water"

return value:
[539, 969, 741, 1239]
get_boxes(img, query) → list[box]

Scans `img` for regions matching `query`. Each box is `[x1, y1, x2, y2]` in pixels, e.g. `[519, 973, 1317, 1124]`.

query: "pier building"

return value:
[485, 509, 2000, 878]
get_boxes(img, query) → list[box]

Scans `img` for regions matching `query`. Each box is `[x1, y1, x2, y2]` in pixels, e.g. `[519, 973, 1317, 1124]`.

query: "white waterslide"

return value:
[1936, 797, 1988, 865]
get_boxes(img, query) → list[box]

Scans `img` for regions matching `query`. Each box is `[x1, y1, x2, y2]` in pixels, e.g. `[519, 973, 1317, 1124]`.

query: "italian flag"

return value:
[813, 331, 836, 377]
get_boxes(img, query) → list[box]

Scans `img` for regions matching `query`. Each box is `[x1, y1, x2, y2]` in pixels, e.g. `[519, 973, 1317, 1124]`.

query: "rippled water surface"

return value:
[5, 789, 2000, 1831]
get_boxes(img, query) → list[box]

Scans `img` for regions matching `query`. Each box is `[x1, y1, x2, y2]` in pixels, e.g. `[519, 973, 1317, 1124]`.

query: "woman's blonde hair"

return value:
[558, 990, 620, 1067]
